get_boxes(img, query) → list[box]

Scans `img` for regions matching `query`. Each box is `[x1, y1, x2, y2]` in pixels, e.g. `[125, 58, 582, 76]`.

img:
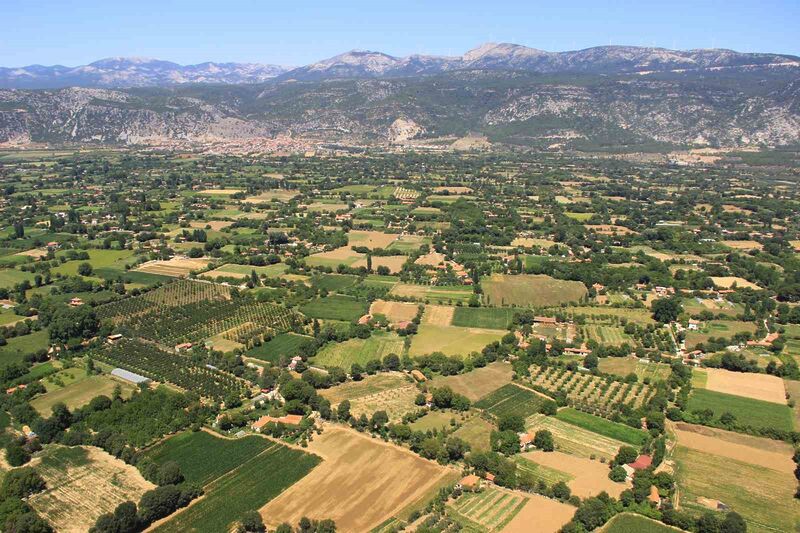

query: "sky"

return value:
[2, 0, 798, 67]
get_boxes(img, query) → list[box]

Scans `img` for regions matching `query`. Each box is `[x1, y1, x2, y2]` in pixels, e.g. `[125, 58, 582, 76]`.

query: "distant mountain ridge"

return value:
[2, 44, 798, 89]
[0, 58, 291, 89]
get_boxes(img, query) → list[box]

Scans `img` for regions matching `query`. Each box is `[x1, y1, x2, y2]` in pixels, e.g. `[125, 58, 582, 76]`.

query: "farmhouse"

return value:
[252, 414, 304, 431]
[687, 319, 700, 331]
[69, 297, 84, 307]
[534, 316, 558, 325]
[628, 455, 652, 470]
[519, 432, 535, 451]
[564, 343, 592, 356]
[410, 369, 427, 382]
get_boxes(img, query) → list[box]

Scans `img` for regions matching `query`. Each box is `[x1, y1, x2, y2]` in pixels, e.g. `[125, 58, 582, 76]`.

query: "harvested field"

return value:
[422, 304, 455, 326]
[313, 331, 405, 369]
[197, 188, 243, 196]
[673, 423, 794, 473]
[352, 254, 407, 273]
[511, 237, 556, 248]
[453, 416, 495, 452]
[409, 324, 505, 358]
[721, 240, 763, 251]
[15, 247, 48, 258]
[500, 493, 575, 533]
[597, 357, 671, 382]
[448, 486, 528, 532]
[369, 300, 420, 324]
[521, 450, 630, 498]
[526, 414, 627, 461]
[135, 257, 211, 277]
[31, 375, 136, 416]
[785, 379, 800, 427]
[709, 276, 760, 289]
[602, 513, 678, 533]
[704, 368, 787, 404]
[482, 274, 587, 307]
[389, 283, 474, 304]
[320, 372, 418, 421]
[347, 230, 399, 249]
[429, 362, 513, 401]
[29, 446, 155, 533]
[674, 445, 800, 533]
[243, 190, 299, 203]
[261, 427, 457, 532]
[305, 246, 364, 268]
[189, 220, 232, 231]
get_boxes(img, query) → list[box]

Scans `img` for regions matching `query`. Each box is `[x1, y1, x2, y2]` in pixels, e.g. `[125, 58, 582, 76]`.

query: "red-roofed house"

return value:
[629, 455, 652, 470]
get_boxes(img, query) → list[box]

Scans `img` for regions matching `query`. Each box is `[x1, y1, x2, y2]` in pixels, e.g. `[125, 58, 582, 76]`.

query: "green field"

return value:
[52, 249, 137, 276]
[144, 431, 272, 485]
[603, 514, 677, 533]
[31, 374, 136, 415]
[686, 388, 794, 432]
[555, 408, 648, 446]
[585, 325, 633, 346]
[245, 333, 316, 364]
[475, 384, 546, 420]
[299, 294, 368, 321]
[447, 486, 529, 532]
[389, 283, 475, 304]
[313, 331, 404, 369]
[310, 273, 360, 292]
[452, 307, 517, 329]
[452, 416, 495, 452]
[482, 274, 587, 307]
[597, 358, 672, 382]
[409, 410, 459, 432]
[0, 268, 35, 289]
[0, 329, 50, 368]
[154, 444, 320, 533]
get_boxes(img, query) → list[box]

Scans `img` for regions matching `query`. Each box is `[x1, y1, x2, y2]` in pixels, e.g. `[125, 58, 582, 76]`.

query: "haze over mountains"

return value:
[1, 43, 798, 148]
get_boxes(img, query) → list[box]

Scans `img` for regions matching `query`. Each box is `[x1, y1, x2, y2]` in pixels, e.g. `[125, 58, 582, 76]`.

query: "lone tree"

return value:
[533, 430, 554, 452]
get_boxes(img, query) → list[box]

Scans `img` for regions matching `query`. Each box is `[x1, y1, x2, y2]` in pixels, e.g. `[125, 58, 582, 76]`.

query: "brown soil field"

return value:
[348, 230, 399, 249]
[320, 373, 419, 421]
[500, 493, 575, 533]
[584, 224, 638, 235]
[511, 237, 556, 248]
[369, 300, 419, 323]
[189, 220, 232, 231]
[521, 450, 630, 498]
[422, 305, 455, 326]
[197, 188, 244, 195]
[243, 190, 299, 203]
[432, 186, 473, 194]
[135, 257, 211, 277]
[261, 427, 457, 532]
[704, 368, 787, 404]
[414, 251, 447, 267]
[709, 276, 760, 289]
[429, 361, 513, 401]
[15, 248, 48, 258]
[721, 240, 763, 251]
[673, 423, 794, 473]
[30, 446, 155, 533]
[352, 255, 406, 273]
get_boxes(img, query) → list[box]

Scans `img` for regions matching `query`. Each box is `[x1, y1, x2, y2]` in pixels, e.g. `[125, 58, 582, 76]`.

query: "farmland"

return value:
[428, 361, 513, 401]
[447, 486, 529, 532]
[155, 444, 320, 533]
[409, 324, 505, 357]
[602, 514, 678, 533]
[555, 408, 648, 446]
[520, 450, 629, 498]
[313, 330, 405, 368]
[474, 384, 546, 419]
[482, 274, 587, 307]
[144, 430, 272, 485]
[526, 414, 630, 460]
[597, 357, 672, 382]
[685, 388, 794, 432]
[31, 374, 136, 415]
[261, 427, 457, 532]
[451, 306, 517, 329]
[245, 332, 315, 364]
[321, 372, 419, 421]
[299, 294, 368, 321]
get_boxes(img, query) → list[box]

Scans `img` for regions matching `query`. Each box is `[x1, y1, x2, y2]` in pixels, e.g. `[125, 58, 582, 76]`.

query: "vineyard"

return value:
[97, 280, 299, 346]
[474, 384, 546, 420]
[528, 365, 654, 418]
[91, 339, 248, 400]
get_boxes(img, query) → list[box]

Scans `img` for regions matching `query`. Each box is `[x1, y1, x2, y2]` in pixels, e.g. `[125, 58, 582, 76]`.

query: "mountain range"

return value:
[1, 44, 798, 149]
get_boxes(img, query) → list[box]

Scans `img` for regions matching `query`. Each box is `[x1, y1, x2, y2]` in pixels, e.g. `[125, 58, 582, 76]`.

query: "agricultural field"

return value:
[583, 324, 633, 346]
[0, 329, 50, 368]
[555, 408, 648, 446]
[300, 294, 368, 321]
[684, 320, 757, 349]
[673, 445, 800, 533]
[526, 414, 630, 461]
[520, 450, 629, 498]
[685, 388, 794, 432]
[245, 333, 316, 364]
[261, 427, 458, 532]
[369, 299, 420, 324]
[447, 486, 529, 532]
[429, 361, 513, 401]
[530, 365, 655, 416]
[201, 262, 287, 280]
[155, 443, 320, 533]
[597, 357, 672, 382]
[409, 324, 505, 358]
[321, 372, 419, 421]
[305, 246, 364, 268]
[31, 374, 136, 415]
[452, 415, 495, 452]
[499, 493, 576, 533]
[144, 430, 272, 486]
[451, 306, 517, 329]
[389, 283, 475, 304]
[474, 384, 546, 420]
[29, 446, 155, 532]
[135, 256, 211, 277]
[409, 410, 460, 432]
[312, 330, 405, 369]
[601, 514, 678, 533]
[703, 367, 787, 404]
[482, 274, 587, 307]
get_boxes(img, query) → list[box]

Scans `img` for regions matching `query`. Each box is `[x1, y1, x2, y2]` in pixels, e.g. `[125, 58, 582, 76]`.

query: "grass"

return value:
[389, 283, 475, 304]
[482, 274, 587, 307]
[597, 357, 672, 382]
[0, 329, 49, 368]
[31, 374, 136, 415]
[0, 268, 35, 289]
[144, 431, 272, 486]
[602, 514, 678, 533]
[674, 445, 800, 533]
[245, 333, 316, 365]
[313, 331, 404, 369]
[52, 249, 137, 276]
[300, 294, 368, 321]
[428, 362, 513, 401]
[410, 411, 459, 432]
[686, 388, 794, 432]
[555, 408, 648, 446]
[475, 384, 546, 420]
[310, 273, 360, 292]
[453, 416, 495, 452]
[409, 324, 504, 358]
[584, 325, 633, 346]
[452, 307, 517, 329]
[154, 444, 320, 533]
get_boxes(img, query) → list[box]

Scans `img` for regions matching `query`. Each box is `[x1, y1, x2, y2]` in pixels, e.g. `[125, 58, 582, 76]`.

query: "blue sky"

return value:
[2, 0, 798, 67]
